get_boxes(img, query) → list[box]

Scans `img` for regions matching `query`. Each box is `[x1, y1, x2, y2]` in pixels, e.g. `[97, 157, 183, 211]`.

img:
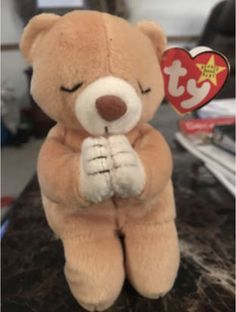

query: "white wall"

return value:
[1, 0, 23, 43]
[127, 0, 220, 36]
[1, 0, 28, 101]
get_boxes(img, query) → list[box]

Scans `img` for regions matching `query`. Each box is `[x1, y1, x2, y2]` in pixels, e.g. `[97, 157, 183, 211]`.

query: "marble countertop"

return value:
[2, 107, 235, 312]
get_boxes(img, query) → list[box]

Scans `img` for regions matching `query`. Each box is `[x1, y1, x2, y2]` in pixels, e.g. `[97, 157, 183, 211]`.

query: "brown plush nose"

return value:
[95, 95, 127, 121]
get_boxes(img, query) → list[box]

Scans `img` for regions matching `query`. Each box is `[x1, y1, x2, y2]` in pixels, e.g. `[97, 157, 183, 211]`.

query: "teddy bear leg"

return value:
[62, 233, 125, 311]
[124, 220, 180, 299]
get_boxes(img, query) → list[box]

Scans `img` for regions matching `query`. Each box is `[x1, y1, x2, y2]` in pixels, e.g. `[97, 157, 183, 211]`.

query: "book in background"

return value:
[175, 112, 235, 197]
[213, 124, 235, 155]
[196, 98, 236, 119]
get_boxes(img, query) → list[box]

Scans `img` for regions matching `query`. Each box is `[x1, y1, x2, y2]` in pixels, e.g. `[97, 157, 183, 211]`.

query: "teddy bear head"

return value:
[20, 10, 166, 136]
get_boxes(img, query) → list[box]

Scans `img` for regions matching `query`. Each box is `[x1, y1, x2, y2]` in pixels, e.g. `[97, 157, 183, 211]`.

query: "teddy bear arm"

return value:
[37, 135, 87, 207]
[136, 127, 173, 200]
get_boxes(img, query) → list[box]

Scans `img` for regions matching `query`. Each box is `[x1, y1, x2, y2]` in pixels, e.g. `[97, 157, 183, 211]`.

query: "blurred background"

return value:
[1, 0, 235, 218]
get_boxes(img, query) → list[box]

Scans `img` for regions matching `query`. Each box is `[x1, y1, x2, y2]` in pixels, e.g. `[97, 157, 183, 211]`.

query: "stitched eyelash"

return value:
[60, 82, 83, 93]
[138, 81, 151, 94]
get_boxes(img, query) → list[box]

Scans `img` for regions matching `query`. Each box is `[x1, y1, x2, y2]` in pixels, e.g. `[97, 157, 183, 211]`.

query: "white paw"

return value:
[108, 135, 145, 198]
[80, 137, 113, 203]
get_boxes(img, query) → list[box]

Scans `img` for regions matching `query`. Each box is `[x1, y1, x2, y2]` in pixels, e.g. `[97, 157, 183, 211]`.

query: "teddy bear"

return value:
[20, 10, 180, 311]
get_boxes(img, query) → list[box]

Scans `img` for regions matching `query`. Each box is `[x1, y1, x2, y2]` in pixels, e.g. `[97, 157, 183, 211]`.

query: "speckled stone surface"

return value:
[2, 106, 235, 312]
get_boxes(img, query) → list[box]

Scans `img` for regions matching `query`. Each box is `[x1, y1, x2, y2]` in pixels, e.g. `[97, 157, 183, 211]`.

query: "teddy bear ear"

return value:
[20, 13, 60, 63]
[136, 21, 167, 61]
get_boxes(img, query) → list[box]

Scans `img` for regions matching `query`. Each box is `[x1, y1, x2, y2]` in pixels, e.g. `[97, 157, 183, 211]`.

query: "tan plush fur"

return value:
[20, 10, 180, 311]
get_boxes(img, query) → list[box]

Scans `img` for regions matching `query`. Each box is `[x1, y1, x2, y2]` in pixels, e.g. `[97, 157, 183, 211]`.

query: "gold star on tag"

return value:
[196, 55, 226, 86]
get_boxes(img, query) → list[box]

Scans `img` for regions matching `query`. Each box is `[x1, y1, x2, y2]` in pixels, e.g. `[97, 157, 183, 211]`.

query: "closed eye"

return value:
[138, 81, 151, 94]
[60, 81, 83, 93]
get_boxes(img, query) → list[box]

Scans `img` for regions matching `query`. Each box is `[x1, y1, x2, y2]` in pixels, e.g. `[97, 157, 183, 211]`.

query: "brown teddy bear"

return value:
[20, 10, 179, 311]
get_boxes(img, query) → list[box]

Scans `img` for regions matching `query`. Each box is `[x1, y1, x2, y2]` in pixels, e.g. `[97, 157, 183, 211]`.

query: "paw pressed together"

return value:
[80, 135, 145, 203]
[109, 135, 145, 199]
[80, 137, 114, 203]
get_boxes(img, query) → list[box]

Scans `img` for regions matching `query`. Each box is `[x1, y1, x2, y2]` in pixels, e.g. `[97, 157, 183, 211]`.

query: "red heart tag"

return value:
[161, 47, 230, 115]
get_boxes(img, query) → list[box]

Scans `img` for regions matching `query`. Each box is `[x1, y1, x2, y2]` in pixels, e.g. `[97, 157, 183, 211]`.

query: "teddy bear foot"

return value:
[136, 285, 172, 300]
[124, 220, 180, 301]
[66, 275, 122, 311]
[66, 266, 123, 312]
[78, 296, 118, 312]
[63, 235, 124, 311]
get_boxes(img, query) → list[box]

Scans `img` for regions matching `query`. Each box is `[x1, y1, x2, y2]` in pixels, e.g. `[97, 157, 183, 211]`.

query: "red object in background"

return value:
[161, 48, 230, 115]
[1, 196, 14, 208]
[179, 117, 235, 135]
[1, 196, 14, 223]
